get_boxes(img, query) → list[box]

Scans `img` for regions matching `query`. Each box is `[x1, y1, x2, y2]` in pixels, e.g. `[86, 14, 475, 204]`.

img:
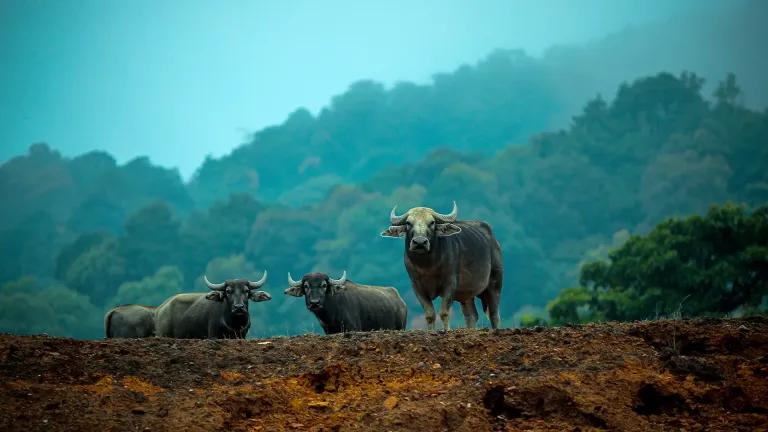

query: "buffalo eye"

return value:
[429, 221, 436, 228]
[405, 221, 412, 229]
[226, 287, 232, 294]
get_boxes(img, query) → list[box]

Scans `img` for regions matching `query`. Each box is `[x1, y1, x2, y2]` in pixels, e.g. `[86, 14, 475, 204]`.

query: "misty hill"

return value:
[188, 1, 768, 208]
[188, 50, 562, 207]
[0, 146, 192, 281]
[540, 0, 768, 124]
[1, 68, 766, 338]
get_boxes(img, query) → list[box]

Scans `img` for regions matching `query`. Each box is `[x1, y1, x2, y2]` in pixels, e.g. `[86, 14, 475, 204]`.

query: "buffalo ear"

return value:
[329, 283, 347, 295]
[205, 291, 224, 302]
[250, 290, 272, 302]
[436, 223, 461, 237]
[284, 285, 305, 297]
[380, 225, 407, 238]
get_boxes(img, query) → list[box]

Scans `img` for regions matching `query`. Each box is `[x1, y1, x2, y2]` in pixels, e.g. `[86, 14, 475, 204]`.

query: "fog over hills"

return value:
[541, 0, 768, 126]
[188, 1, 768, 206]
[1, 0, 766, 178]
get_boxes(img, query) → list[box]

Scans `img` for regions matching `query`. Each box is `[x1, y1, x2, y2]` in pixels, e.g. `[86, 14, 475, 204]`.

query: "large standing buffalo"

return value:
[381, 201, 503, 330]
[284, 271, 407, 333]
[154, 272, 271, 339]
[104, 304, 156, 338]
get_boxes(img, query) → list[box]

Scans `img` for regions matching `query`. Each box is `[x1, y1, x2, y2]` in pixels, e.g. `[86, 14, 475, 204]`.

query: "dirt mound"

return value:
[1, 318, 766, 431]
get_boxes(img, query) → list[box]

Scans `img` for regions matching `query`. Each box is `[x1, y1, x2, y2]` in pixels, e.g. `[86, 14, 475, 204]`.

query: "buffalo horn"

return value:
[287, 272, 302, 287]
[329, 270, 347, 286]
[204, 275, 226, 291]
[390, 205, 408, 225]
[248, 270, 268, 288]
[432, 201, 458, 222]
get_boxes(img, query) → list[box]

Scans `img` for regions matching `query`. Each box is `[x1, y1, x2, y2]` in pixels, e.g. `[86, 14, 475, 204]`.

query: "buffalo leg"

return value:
[415, 293, 437, 330]
[460, 300, 478, 329]
[480, 283, 501, 329]
[438, 294, 454, 331]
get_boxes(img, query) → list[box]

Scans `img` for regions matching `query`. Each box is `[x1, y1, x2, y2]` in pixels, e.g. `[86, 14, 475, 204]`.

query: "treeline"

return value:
[1, 65, 766, 338]
[189, 50, 563, 207]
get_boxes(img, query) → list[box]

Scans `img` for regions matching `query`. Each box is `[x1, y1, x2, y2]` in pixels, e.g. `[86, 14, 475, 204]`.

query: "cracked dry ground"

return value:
[1, 318, 767, 431]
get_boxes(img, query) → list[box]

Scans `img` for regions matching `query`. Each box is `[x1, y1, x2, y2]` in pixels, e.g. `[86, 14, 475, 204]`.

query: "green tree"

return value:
[549, 204, 768, 323]
[713, 73, 741, 106]
[55, 232, 112, 280]
[547, 287, 594, 325]
[640, 150, 732, 227]
[119, 202, 181, 280]
[0, 277, 101, 338]
[109, 266, 184, 307]
[180, 193, 262, 282]
[0, 212, 61, 283]
[64, 238, 127, 305]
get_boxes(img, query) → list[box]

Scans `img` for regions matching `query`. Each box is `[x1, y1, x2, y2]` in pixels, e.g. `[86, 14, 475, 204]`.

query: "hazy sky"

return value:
[0, 0, 738, 178]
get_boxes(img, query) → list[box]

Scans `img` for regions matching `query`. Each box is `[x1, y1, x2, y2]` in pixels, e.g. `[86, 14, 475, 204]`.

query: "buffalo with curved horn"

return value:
[381, 201, 503, 330]
[285, 271, 407, 334]
[155, 271, 271, 338]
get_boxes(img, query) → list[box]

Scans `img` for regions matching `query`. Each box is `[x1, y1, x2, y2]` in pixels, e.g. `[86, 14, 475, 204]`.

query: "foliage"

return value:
[0, 277, 101, 338]
[63, 238, 127, 305]
[118, 202, 182, 281]
[110, 266, 184, 307]
[180, 194, 262, 283]
[0, 145, 192, 285]
[518, 313, 548, 328]
[547, 287, 594, 325]
[549, 204, 768, 323]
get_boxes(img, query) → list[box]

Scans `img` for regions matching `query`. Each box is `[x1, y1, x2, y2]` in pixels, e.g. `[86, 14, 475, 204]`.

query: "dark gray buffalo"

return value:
[154, 272, 271, 338]
[104, 304, 156, 338]
[381, 201, 503, 330]
[285, 271, 407, 334]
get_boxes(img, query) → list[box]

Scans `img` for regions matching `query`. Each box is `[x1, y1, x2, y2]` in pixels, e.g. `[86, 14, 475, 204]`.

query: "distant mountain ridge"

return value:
[188, 50, 562, 207]
[186, 1, 768, 207]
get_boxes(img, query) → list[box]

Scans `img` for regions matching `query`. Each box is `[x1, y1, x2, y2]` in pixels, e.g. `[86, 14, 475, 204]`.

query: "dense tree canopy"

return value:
[0, 277, 101, 338]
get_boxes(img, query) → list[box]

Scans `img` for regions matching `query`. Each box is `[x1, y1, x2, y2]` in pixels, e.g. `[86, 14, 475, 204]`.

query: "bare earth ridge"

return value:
[1, 318, 767, 431]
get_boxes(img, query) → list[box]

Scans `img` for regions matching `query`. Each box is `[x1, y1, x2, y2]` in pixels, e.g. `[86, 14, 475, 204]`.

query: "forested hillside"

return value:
[188, 50, 562, 206]
[1, 63, 766, 338]
[0, 147, 192, 283]
[187, 1, 768, 207]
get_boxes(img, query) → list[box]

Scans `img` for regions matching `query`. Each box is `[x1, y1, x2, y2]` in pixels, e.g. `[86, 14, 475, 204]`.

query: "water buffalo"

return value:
[104, 304, 156, 338]
[381, 201, 503, 330]
[154, 272, 271, 339]
[284, 271, 407, 334]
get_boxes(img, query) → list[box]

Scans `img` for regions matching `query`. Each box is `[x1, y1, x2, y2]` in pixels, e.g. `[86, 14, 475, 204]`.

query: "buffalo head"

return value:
[380, 201, 461, 253]
[284, 271, 347, 311]
[204, 271, 270, 315]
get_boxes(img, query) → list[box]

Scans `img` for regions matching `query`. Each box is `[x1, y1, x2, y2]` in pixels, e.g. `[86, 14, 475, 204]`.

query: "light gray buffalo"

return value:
[285, 271, 407, 334]
[154, 272, 271, 339]
[381, 201, 503, 330]
[104, 304, 156, 338]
